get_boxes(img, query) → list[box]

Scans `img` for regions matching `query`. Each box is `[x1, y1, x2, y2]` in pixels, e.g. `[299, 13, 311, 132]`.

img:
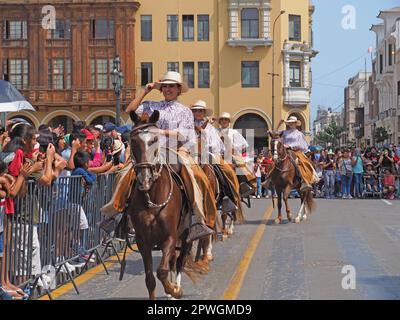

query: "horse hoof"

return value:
[295, 217, 301, 224]
[302, 215, 307, 221]
[207, 254, 214, 261]
[171, 286, 183, 299]
[274, 218, 282, 225]
[287, 214, 293, 222]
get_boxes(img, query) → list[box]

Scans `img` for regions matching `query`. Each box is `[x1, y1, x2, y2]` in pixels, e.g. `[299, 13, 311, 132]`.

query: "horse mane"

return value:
[140, 113, 150, 124]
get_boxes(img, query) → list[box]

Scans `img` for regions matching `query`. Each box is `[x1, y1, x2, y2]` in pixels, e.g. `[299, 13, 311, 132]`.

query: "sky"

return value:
[310, 0, 399, 122]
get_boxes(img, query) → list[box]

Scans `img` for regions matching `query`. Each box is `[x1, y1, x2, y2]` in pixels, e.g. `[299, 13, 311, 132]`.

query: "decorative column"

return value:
[303, 55, 310, 88]
[261, 3, 271, 39]
[283, 52, 290, 87]
[228, 6, 239, 39]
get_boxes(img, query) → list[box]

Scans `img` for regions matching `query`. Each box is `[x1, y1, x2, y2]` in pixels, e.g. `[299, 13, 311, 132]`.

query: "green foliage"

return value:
[374, 127, 388, 144]
[313, 121, 344, 147]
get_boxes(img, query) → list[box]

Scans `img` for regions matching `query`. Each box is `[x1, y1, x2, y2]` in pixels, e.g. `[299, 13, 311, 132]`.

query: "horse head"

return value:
[130, 110, 162, 192]
[268, 130, 285, 163]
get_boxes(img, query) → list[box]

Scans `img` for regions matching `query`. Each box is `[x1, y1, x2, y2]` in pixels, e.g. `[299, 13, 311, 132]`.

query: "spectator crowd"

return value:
[0, 118, 132, 300]
[252, 145, 400, 201]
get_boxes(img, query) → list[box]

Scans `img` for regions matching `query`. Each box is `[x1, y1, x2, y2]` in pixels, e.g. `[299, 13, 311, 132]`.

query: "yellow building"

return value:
[135, 0, 318, 150]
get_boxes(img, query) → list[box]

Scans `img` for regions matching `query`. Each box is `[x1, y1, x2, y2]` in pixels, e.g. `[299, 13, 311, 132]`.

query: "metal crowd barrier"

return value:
[1, 172, 121, 299]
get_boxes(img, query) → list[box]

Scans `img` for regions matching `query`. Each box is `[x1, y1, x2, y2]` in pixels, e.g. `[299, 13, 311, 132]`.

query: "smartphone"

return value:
[106, 154, 113, 162]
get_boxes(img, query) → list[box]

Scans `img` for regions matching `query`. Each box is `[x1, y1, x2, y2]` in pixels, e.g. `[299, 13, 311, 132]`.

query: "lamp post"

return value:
[111, 55, 124, 126]
[268, 10, 285, 131]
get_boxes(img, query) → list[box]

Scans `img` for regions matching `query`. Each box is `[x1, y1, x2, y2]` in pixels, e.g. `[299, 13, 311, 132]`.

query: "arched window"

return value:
[241, 9, 259, 39]
[49, 115, 75, 133]
[233, 113, 269, 154]
[9, 115, 35, 128]
[90, 115, 116, 126]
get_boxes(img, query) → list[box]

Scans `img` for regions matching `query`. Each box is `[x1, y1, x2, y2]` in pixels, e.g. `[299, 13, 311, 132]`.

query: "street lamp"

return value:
[268, 10, 285, 130]
[111, 55, 124, 126]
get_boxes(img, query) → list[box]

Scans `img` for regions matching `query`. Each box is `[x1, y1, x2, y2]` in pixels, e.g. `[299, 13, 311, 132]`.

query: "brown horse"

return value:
[127, 110, 194, 300]
[196, 163, 220, 268]
[268, 131, 314, 224]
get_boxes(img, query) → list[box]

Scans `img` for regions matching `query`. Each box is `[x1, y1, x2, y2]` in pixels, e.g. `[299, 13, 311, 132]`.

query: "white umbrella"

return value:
[0, 80, 35, 112]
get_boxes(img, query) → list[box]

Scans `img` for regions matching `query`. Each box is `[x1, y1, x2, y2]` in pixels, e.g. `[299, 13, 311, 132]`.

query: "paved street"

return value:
[56, 198, 400, 300]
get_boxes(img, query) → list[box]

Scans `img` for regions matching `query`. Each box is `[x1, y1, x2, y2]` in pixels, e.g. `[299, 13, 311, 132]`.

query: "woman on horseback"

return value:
[125, 71, 214, 242]
[277, 116, 318, 192]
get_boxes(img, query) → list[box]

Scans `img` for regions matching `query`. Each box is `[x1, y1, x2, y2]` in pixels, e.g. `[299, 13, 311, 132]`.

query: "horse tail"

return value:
[305, 190, 315, 213]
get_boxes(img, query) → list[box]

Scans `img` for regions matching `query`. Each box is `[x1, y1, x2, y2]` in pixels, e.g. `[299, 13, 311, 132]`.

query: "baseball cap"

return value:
[104, 122, 116, 133]
[81, 128, 94, 140]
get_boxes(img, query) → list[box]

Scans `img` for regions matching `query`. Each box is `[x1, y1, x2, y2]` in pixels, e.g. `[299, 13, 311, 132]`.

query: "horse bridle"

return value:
[271, 138, 289, 172]
[130, 123, 174, 209]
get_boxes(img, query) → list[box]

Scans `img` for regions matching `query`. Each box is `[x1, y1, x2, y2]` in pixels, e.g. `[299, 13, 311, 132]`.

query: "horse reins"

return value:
[271, 138, 289, 173]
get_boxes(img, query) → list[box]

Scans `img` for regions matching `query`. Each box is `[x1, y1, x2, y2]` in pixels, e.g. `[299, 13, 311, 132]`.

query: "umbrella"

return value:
[0, 80, 35, 112]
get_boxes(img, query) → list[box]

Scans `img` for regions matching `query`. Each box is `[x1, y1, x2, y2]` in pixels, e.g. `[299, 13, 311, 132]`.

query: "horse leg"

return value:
[283, 185, 292, 222]
[274, 189, 282, 224]
[206, 235, 213, 261]
[295, 195, 305, 224]
[157, 236, 181, 299]
[302, 191, 309, 221]
[221, 213, 228, 239]
[137, 239, 156, 300]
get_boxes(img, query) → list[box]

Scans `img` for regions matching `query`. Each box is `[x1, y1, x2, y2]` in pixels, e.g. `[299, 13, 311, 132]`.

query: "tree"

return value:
[374, 127, 388, 144]
[313, 121, 344, 148]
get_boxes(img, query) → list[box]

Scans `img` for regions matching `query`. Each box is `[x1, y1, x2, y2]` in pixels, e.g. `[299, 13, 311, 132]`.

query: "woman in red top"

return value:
[1, 123, 37, 299]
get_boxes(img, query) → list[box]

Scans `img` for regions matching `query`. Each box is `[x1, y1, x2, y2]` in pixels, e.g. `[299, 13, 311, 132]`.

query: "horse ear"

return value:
[130, 111, 140, 125]
[279, 131, 284, 138]
[149, 110, 160, 124]
[267, 130, 273, 138]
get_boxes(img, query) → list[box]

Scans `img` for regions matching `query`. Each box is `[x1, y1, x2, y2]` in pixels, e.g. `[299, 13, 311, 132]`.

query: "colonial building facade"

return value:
[1, 0, 317, 145]
[135, 0, 317, 150]
[1, 0, 139, 130]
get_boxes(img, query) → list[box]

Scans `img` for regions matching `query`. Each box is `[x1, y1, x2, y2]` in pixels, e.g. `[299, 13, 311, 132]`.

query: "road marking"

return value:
[38, 245, 136, 300]
[221, 204, 273, 300]
[381, 199, 392, 206]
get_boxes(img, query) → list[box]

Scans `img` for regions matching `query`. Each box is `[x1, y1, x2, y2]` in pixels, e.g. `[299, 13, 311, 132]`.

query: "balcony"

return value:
[226, 38, 272, 53]
[283, 87, 310, 106]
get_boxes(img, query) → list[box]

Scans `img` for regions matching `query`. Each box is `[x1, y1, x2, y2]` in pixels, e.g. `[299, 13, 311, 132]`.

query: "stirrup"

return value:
[222, 196, 238, 213]
[239, 182, 254, 197]
[186, 223, 214, 243]
[300, 182, 312, 192]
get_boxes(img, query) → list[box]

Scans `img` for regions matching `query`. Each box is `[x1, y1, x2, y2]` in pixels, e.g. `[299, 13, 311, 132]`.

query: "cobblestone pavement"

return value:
[58, 198, 400, 300]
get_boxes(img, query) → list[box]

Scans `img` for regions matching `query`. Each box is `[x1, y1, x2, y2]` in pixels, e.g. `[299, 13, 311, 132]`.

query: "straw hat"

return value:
[285, 115, 302, 127]
[190, 100, 213, 117]
[155, 71, 188, 93]
[218, 112, 232, 121]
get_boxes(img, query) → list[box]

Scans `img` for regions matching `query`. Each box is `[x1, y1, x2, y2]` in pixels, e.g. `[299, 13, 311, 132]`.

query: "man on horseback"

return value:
[276, 116, 318, 192]
[217, 112, 256, 196]
[190, 101, 244, 223]
[124, 71, 214, 243]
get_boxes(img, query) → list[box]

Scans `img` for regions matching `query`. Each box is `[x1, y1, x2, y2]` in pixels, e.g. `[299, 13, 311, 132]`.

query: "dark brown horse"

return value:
[127, 110, 194, 300]
[268, 131, 314, 224]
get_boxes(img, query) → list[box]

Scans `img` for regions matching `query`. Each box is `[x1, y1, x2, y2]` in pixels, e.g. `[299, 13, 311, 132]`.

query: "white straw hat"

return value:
[190, 100, 213, 117]
[285, 115, 301, 127]
[218, 112, 231, 121]
[156, 71, 188, 93]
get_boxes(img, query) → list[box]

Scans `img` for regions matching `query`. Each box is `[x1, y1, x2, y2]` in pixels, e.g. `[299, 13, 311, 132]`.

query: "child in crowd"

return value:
[364, 162, 378, 193]
[71, 151, 97, 186]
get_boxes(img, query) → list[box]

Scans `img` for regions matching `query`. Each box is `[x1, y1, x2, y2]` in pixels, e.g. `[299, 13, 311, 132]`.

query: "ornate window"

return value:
[227, 1, 272, 53]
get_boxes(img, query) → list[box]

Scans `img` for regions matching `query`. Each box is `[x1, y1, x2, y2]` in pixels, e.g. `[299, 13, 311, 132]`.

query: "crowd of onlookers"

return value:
[252, 145, 400, 200]
[0, 118, 132, 300]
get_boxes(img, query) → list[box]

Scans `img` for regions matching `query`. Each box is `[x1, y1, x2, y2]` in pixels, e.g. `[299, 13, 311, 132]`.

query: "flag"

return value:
[368, 47, 373, 54]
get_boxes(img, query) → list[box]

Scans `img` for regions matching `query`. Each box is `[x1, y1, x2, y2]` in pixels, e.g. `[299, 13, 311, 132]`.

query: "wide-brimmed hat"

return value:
[285, 116, 302, 127]
[218, 112, 232, 121]
[190, 100, 213, 117]
[112, 139, 124, 155]
[156, 71, 188, 93]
